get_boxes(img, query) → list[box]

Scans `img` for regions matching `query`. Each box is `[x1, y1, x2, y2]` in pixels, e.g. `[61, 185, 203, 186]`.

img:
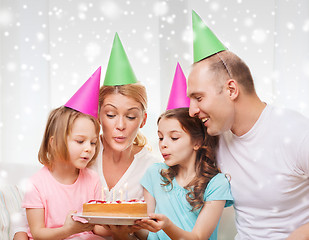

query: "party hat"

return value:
[103, 33, 138, 86]
[166, 63, 190, 110]
[192, 10, 227, 63]
[64, 67, 101, 118]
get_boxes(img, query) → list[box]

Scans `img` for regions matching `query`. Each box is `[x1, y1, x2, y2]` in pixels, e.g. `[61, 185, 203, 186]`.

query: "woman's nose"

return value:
[116, 117, 125, 130]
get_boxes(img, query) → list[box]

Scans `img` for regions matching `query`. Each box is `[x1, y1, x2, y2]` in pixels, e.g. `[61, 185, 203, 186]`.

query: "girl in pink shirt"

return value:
[22, 106, 104, 240]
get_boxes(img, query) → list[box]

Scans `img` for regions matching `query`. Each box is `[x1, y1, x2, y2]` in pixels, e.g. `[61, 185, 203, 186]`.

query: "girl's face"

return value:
[99, 93, 147, 152]
[158, 117, 197, 167]
[67, 116, 98, 169]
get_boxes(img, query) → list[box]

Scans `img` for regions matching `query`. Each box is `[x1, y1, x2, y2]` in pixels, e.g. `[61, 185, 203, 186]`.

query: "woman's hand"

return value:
[135, 213, 171, 233]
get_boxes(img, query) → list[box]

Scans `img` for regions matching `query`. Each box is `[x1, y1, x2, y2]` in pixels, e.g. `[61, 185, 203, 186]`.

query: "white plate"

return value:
[72, 213, 149, 225]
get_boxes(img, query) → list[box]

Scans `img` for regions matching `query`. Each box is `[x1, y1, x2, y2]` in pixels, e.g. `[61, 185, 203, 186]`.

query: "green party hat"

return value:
[103, 33, 138, 86]
[192, 10, 227, 63]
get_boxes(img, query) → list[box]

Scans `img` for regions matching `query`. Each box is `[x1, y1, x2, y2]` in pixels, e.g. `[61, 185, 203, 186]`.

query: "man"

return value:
[187, 10, 309, 240]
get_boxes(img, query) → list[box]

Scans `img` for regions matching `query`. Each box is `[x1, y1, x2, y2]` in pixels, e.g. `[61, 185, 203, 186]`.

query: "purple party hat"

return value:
[166, 63, 190, 110]
[64, 67, 101, 118]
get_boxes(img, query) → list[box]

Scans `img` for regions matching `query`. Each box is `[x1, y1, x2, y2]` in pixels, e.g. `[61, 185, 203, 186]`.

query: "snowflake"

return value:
[153, 1, 169, 16]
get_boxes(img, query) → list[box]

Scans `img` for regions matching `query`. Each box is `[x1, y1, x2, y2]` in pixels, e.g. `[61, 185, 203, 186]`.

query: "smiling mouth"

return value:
[201, 117, 209, 123]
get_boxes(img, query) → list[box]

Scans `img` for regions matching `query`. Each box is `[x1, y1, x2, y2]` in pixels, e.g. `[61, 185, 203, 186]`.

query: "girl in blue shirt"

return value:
[136, 108, 233, 240]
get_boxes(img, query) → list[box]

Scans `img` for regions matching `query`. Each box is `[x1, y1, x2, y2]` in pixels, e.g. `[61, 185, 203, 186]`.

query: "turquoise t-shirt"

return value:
[140, 162, 233, 240]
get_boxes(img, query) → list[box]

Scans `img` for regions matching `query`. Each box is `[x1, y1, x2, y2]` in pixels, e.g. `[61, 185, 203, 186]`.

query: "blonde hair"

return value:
[38, 106, 100, 170]
[99, 83, 148, 147]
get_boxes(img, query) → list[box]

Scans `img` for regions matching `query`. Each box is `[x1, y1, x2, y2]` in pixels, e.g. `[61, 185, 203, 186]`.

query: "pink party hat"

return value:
[166, 63, 190, 110]
[64, 67, 101, 118]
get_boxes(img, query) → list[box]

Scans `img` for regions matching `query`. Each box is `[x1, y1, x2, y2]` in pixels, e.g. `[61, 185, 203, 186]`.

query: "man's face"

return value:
[187, 61, 235, 136]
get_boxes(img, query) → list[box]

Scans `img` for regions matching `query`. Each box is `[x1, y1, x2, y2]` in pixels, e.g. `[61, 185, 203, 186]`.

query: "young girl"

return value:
[22, 106, 104, 240]
[136, 107, 233, 240]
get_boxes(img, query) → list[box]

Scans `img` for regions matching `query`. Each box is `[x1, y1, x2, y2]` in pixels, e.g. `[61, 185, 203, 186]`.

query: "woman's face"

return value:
[99, 93, 147, 152]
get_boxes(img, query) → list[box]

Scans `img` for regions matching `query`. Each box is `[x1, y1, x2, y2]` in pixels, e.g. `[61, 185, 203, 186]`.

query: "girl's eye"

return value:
[76, 140, 84, 144]
[91, 142, 97, 145]
[171, 137, 179, 141]
[158, 137, 163, 141]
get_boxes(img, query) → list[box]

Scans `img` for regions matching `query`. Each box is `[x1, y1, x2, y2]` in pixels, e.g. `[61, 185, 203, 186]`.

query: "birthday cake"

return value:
[83, 199, 148, 217]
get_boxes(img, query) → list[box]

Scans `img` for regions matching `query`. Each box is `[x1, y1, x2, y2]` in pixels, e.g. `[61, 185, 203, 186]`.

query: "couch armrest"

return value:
[0, 184, 24, 240]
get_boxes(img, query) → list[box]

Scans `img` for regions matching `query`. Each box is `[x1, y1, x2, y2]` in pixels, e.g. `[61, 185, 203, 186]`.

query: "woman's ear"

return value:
[140, 112, 147, 128]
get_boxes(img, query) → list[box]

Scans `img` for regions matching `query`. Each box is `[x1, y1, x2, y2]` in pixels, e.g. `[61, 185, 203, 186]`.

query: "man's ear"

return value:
[140, 112, 147, 128]
[226, 79, 239, 100]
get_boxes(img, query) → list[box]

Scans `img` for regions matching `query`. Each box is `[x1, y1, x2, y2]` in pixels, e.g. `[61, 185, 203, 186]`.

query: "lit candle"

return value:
[119, 189, 123, 201]
[124, 183, 128, 202]
[103, 187, 108, 201]
[102, 187, 104, 201]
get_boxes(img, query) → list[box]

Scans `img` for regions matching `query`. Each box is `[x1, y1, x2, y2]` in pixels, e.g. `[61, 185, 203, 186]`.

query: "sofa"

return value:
[0, 162, 237, 239]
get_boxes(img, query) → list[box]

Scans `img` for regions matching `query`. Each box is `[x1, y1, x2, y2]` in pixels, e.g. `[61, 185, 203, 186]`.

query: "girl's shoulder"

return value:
[207, 173, 230, 189]
[29, 166, 50, 181]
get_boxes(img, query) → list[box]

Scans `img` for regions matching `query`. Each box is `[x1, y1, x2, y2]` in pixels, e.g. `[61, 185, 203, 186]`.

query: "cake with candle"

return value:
[82, 199, 148, 217]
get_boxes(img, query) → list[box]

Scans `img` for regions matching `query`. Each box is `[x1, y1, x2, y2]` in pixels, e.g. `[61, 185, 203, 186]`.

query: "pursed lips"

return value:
[162, 153, 171, 159]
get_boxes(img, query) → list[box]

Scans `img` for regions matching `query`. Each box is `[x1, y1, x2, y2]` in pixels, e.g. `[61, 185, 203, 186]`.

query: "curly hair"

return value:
[158, 108, 219, 211]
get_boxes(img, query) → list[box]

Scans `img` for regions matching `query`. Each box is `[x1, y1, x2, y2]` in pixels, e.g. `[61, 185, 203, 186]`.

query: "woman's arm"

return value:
[26, 209, 94, 240]
[138, 200, 226, 240]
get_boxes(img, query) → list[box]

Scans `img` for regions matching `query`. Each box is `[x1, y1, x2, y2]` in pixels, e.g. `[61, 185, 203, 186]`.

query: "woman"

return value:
[90, 34, 160, 239]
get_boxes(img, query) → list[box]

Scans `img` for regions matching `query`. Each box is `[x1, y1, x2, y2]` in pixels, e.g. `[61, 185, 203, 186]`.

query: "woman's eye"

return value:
[127, 116, 136, 120]
[76, 140, 84, 144]
[171, 137, 179, 141]
[91, 142, 97, 145]
[106, 114, 115, 118]
[158, 137, 163, 141]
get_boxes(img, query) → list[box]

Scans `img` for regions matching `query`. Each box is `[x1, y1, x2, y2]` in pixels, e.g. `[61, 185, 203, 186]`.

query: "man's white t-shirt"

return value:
[217, 104, 309, 239]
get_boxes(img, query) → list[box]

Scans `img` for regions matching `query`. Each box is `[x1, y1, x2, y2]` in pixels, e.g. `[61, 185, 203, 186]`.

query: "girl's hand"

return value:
[136, 213, 171, 233]
[63, 212, 94, 235]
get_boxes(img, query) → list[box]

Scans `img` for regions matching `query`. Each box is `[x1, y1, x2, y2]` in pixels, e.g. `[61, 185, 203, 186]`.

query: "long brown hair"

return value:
[158, 108, 219, 211]
[38, 106, 100, 170]
[99, 83, 148, 147]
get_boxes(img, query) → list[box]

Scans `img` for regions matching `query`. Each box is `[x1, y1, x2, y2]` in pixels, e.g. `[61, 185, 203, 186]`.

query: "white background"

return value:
[1, 0, 309, 166]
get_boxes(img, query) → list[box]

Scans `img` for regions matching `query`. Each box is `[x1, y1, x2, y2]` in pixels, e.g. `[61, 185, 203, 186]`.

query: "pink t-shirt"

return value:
[22, 166, 102, 239]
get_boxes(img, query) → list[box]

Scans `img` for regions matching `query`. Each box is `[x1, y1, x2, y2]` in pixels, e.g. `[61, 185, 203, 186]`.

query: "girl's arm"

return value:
[27, 209, 94, 240]
[13, 232, 29, 240]
[138, 200, 226, 240]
